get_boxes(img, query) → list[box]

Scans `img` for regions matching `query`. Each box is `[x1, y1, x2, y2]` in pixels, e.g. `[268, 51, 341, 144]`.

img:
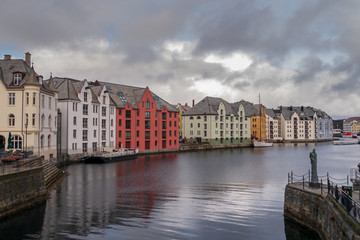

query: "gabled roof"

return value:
[184, 96, 237, 116]
[49, 77, 80, 101]
[232, 100, 259, 117]
[177, 103, 191, 113]
[97, 81, 178, 112]
[266, 108, 277, 119]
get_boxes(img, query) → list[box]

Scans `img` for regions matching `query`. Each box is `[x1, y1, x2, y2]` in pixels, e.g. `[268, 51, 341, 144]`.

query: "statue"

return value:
[309, 149, 319, 188]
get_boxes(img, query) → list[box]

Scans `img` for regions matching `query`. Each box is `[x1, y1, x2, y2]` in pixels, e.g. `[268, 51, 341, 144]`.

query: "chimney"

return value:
[25, 52, 31, 66]
[192, 99, 195, 107]
[4, 55, 11, 60]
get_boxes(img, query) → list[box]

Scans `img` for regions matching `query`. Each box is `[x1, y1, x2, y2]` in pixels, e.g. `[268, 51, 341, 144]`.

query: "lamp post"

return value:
[25, 122, 28, 158]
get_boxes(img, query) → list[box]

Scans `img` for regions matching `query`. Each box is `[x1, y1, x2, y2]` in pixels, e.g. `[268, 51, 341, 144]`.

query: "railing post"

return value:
[291, 171, 293, 183]
[288, 172, 290, 184]
[308, 169, 310, 183]
[347, 175, 349, 185]
[327, 173, 330, 193]
[303, 175, 305, 189]
[321, 179, 323, 195]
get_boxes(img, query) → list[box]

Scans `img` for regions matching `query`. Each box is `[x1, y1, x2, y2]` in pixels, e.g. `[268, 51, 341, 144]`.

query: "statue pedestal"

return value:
[309, 182, 320, 188]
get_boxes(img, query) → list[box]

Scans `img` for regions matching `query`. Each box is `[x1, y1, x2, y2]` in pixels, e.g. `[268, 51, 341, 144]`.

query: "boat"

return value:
[84, 149, 138, 163]
[253, 140, 273, 147]
[333, 138, 359, 145]
[253, 93, 273, 148]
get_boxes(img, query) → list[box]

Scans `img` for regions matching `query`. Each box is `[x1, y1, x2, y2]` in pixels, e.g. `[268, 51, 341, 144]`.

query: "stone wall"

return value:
[0, 167, 48, 219]
[284, 184, 360, 240]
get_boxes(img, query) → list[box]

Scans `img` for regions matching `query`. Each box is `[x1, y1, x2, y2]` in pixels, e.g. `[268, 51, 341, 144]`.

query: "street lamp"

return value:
[25, 122, 28, 158]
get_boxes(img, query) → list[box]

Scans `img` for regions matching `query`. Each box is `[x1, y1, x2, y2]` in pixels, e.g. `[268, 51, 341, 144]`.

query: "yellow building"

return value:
[351, 121, 360, 133]
[250, 104, 266, 141]
[0, 53, 58, 161]
[176, 103, 191, 138]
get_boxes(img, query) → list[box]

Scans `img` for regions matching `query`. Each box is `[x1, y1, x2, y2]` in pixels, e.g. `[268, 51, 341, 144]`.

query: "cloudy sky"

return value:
[1, 0, 359, 119]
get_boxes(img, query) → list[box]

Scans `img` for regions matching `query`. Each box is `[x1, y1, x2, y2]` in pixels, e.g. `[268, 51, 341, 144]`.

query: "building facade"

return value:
[98, 82, 179, 152]
[0, 53, 57, 161]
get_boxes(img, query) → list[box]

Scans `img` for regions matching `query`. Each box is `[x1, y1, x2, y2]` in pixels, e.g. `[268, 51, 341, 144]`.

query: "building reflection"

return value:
[39, 153, 179, 239]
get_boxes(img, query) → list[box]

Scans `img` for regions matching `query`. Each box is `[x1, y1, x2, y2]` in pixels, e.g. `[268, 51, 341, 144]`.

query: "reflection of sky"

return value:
[5, 143, 354, 239]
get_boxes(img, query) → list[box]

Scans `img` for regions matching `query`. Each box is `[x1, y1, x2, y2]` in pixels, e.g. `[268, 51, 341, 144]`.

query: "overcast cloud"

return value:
[0, 0, 359, 118]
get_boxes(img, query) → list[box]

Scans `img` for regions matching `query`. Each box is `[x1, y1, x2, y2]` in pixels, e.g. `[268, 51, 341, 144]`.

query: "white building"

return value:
[50, 78, 116, 157]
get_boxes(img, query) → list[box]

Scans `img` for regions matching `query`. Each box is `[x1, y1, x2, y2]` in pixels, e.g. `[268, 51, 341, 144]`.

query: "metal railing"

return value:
[288, 170, 358, 224]
[328, 180, 360, 224]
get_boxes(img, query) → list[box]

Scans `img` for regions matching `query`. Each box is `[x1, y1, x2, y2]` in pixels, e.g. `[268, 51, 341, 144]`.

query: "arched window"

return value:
[11, 135, 22, 149]
[8, 114, 15, 126]
[48, 135, 51, 147]
[48, 115, 52, 127]
[40, 135, 44, 148]
[41, 114, 45, 127]
[73, 116, 77, 125]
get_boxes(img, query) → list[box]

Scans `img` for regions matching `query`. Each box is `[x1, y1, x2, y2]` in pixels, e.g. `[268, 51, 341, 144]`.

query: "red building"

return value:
[95, 81, 179, 151]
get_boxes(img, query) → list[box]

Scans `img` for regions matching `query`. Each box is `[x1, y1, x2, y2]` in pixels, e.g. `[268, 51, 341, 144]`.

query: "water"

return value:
[1, 143, 359, 239]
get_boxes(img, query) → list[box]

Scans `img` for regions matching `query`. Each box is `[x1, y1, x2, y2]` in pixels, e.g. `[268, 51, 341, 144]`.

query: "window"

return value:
[145, 102, 150, 109]
[155, 120, 157, 127]
[83, 104, 88, 115]
[40, 135, 44, 148]
[9, 93, 15, 105]
[118, 109, 122, 115]
[155, 131, 157, 137]
[25, 114, 28, 126]
[174, 130, 177, 136]
[118, 119, 122, 126]
[162, 131, 166, 138]
[73, 117, 77, 125]
[42, 95, 45, 108]
[145, 120, 150, 129]
[11, 135, 22, 149]
[33, 93, 36, 105]
[137, 110, 139, 116]
[48, 116, 52, 127]
[103, 95, 106, 104]
[137, 120, 139, 126]
[170, 112, 172, 118]
[73, 102, 77, 111]
[48, 135, 51, 147]
[118, 131, 121, 138]
[83, 130, 88, 141]
[145, 131, 150, 139]
[32, 114, 36, 126]
[41, 114, 45, 127]
[26, 92, 29, 105]
[73, 130, 77, 138]
[162, 112, 166, 119]
[82, 143, 88, 153]
[8, 114, 15, 126]
[169, 131, 172, 137]
[102, 107, 106, 116]
[125, 131, 131, 140]
[126, 120, 131, 129]
[84, 92, 88, 102]
[93, 118, 97, 126]
[13, 73, 22, 85]
[126, 110, 131, 118]
[110, 107, 114, 115]
[162, 121, 166, 129]
[111, 130, 113, 138]
[49, 97, 52, 109]
[83, 118, 88, 128]
[94, 130, 97, 138]
[93, 105, 98, 113]
[169, 121, 172, 127]
[111, 119, 113, 127]
[102, 119, 106, 128]
[92, 142, 97, 152]
[145, 111, 150, 119]
[102, 130, 106, 140]
[204, 116, 207, 121]
[137, 131, 139, 137]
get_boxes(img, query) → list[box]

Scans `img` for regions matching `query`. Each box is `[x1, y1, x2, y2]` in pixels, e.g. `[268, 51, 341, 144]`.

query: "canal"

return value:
[1, 143, 359, 239]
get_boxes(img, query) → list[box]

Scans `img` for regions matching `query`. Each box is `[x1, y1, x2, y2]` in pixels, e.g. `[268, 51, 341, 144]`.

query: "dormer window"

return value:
[13, 73, 22, 85]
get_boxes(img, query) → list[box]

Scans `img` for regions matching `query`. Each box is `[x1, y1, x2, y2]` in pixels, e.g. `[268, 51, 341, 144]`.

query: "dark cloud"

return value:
[294, 56, 328, 83]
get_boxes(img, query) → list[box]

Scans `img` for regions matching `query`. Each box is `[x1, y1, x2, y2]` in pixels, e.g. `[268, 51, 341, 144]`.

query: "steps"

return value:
[42, 161, 68, 189]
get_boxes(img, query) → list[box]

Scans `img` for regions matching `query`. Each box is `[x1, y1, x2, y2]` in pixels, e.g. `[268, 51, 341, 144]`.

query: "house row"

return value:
[180, 96, 333, 144]
[0, 53, 179, 162]
[332, 117, 360, 136]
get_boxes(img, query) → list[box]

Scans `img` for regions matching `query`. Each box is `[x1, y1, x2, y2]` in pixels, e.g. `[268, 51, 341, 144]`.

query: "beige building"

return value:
[0, 53, 58, 161]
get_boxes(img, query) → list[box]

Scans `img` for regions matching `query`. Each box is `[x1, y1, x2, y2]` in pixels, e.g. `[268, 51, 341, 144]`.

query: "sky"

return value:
[0, 0, 359, 119]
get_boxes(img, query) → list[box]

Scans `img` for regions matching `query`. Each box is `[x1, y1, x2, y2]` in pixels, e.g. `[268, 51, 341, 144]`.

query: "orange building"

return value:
[250, 104, 266, 141]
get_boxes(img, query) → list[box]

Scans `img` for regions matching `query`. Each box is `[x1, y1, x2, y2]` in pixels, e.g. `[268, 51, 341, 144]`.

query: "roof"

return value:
[266, 108, 277, 119]
[49, 77, 81, 101]
[184, 96, 237, 116]
[232, 100, 259, 117]
[0, 55, 54, 94]
[177, 103, 191, 113]
[278, 106, 331, 121]
[97, 81, 178, 112]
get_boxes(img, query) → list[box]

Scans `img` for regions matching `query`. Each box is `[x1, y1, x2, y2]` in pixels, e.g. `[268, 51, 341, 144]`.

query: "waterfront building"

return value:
[0, 53, 58, 161]
[182, 97, 251, 145]
[176, 103, 191, 139]
[265, 108, 282, 141]
[96, 81, 179, 151]
[277, 106, 332, 141]
[351, 122, 360, 134]
[232, 100, 255, 141]
[332, 119, 344, 137]
[343, 117, 360, 133]
[50, 78, 116, 156]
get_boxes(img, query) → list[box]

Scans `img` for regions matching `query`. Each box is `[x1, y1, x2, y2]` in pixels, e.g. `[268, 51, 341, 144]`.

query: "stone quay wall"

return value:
[0, 167, 48, 219]
[284, 184, 360, 240]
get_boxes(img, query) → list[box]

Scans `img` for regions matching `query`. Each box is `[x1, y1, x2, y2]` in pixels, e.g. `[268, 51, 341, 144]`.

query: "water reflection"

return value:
[1, 143, 358, 239]
[284, 218, 321, 240]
